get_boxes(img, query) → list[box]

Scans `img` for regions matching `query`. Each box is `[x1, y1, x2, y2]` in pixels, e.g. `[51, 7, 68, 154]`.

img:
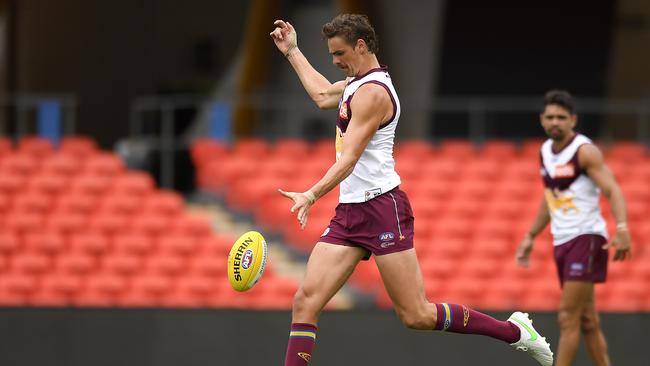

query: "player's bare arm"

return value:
[578, 144, 632, 260]
[516, 197, 551, 267]
[279, 84, 391, 228]
[270, 20, 344, 109]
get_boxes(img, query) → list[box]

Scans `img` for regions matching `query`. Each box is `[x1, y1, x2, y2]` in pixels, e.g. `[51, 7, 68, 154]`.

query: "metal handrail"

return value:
[130, 94, 650, 188]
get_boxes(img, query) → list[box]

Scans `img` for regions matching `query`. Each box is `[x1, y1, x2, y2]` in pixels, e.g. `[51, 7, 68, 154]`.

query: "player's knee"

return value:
[396, 308, 433, 330]
[557, 308, 581, 330]
[580, 312, 600, 333]
[292, 287, 318, 317]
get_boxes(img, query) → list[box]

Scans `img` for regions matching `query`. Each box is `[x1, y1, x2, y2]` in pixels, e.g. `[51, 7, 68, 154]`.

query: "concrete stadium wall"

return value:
[0, 309, 648, 365]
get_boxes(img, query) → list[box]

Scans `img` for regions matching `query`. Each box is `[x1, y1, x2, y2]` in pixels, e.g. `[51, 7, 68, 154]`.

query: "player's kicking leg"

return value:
[375, 248, 553, 366]
[284, 242, 366, 366]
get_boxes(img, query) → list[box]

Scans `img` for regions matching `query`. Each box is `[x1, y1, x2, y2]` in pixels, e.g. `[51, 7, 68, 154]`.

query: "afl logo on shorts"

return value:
[242, 249, 253, 270]
[379, 232, 395, 241]
[339, 101, 348, 120]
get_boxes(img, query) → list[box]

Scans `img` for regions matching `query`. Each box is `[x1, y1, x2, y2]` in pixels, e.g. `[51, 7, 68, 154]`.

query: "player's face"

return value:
[327, 36, 362, 77]
[540, 104, 577, 141]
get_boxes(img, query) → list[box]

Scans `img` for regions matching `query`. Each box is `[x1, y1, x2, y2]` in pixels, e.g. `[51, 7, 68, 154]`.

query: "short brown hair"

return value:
[322, 14, 379, 53]
[544, 90, 575, 114]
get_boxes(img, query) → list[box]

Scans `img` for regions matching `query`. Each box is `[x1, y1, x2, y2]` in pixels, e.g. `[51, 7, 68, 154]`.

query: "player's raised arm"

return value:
[270, 20, 343, 109]
[578, 144, 632, 261]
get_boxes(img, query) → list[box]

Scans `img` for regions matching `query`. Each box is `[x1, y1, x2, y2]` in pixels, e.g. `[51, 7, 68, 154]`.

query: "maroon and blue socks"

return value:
[434, 303, 520, 344]
[284, 323, 317, 366]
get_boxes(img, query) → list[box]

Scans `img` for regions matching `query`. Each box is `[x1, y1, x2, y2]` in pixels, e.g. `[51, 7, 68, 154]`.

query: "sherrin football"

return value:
[227, 231, 268, 292]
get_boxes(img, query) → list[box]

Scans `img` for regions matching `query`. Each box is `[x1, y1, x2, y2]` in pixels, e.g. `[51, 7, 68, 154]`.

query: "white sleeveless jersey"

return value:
[335, 67, 401, 203]
[540, 134, 608, 245]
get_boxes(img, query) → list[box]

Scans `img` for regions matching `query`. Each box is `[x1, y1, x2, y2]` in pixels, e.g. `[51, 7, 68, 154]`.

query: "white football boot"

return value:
[508, 311, 554, 366]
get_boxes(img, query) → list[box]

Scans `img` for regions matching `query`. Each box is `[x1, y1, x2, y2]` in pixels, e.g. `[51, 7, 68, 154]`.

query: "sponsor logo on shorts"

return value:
[380, 241, 395, 248]
[298, 352, 311, 362]
[379, 232, 395, 241]
[569, 262, 584, 276]
[242, 249, 253, 270]
[321, 227, 330, 237]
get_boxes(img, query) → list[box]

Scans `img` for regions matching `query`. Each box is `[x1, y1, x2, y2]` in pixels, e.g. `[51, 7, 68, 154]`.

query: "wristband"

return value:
[616, 222, 628, 231]
[303, 189, 316, 204]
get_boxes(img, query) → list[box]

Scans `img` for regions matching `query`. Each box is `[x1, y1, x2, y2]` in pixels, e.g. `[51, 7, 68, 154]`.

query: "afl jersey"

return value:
[336, 66, 401, 203]
[540, 134, 608, 245]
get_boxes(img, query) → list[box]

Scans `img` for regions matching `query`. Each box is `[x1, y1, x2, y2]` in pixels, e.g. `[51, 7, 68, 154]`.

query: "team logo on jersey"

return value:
[339, 101, 348, 120]
[298, 352, 311, 362]
[545, 188, 579, 214]
[554, 163, 575, 178]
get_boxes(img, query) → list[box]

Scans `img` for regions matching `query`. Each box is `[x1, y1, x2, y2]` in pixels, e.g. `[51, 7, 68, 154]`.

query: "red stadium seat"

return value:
[0, 174, 26, 195]
[13, 253, 52, 275]
[437, 139, 477, 160]
[0, 154, 38, 176]
[23, 230, 66, 254]
[0, 273, 39, 298]
[56, 253, 96, 275]
[41, 154, 82, 177]
[0, 137, 12, 156]
[47, 211, 88, 234]
[17, 136, 54, 158]
[59, 135, 99, 158]
[28, 173, 68, 196]
[172, 215, 213, 237]
[606, 141, 648, 163]
[462, 158, 501, 182]
[13, 192, 53, 213]
[112, 233, 154, 255]
[480, 140, 518, 160]
[98, 193, 143, 215]
[38, 273, 84, 304]
[102, 253, 142, 276]
[83, 153, 125, 176]
[89, 212, 129, 236]
[71, 174, 114, 195]
[158, 235, 198, 256]
[0, 231, 21, 254]
[69, 232, 110, 255]
[190, 138, 229, 169]
[232, 138, 270, 158]
[272, 138, 310, 157]
[146, 254, 187, 276]
[4, 212, 44, 234]
[141, 190, 184, 217]
[111, 171, 156, 196]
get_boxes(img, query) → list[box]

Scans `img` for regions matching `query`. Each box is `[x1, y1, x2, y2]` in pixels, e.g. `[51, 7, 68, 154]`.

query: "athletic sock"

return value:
[284, 323, 317, 366]
[433, 303, 520, 344]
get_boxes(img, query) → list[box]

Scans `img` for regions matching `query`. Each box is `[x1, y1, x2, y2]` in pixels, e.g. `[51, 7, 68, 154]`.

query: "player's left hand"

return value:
[278, 189, 315, 229]
[604, 228, 632, 261]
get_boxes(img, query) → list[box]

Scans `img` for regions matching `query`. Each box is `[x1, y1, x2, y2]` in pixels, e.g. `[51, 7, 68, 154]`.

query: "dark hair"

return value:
[543, 89, 575, 114]
[322, 14, 379, 53]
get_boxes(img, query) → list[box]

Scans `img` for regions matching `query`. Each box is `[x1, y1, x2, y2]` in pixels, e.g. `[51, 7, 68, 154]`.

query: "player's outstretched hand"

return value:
[515, 234, 534, 268]
[270, 20, 298, 56]
[604, 228, 632, 261]
[278, 189, 314, 229]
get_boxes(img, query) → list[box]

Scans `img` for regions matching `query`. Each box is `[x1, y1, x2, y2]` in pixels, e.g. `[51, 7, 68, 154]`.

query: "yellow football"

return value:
[227, 231, 268, 292]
